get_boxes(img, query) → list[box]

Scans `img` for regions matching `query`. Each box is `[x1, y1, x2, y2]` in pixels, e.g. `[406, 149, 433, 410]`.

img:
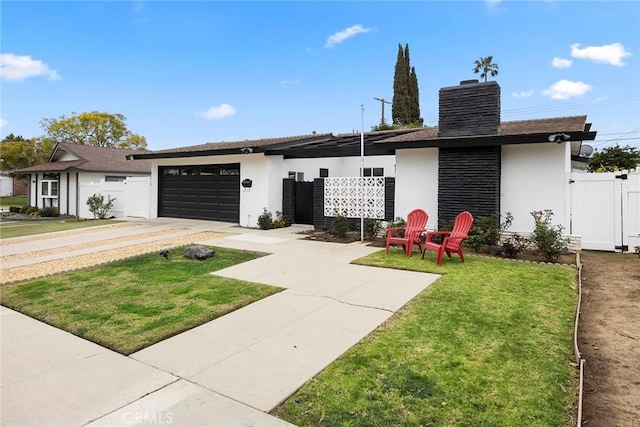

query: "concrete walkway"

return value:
[1, 218, 439, 426]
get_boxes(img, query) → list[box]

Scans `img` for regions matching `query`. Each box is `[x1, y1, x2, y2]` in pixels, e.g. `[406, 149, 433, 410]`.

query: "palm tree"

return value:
[472, 56, 499, 82]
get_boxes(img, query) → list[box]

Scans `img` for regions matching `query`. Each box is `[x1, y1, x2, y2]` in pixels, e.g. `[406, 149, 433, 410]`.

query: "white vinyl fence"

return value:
[78, 176, 151, 219]
[570, 171, 640, 252]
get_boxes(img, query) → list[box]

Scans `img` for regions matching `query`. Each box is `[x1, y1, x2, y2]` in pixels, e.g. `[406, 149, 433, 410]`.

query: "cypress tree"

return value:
[392, 43, 422, 126]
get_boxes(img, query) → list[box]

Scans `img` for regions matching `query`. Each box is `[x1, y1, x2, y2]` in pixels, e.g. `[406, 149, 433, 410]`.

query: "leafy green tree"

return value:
[472, 56, 499, 82]
[40, 111, 147, 149]
[392, 43, 423, 127]
[1, 134, 55, 175]
[587, 144, 640, 172]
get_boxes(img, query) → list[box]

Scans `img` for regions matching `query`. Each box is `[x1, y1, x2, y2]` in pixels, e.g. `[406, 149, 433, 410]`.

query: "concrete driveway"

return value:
[1, 218, 440, 426]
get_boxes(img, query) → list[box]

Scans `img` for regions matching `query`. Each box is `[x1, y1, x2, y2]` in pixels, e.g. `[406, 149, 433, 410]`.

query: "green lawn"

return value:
[274, 250, 578, 426]
[0, 246, 281, 355]
[0, 196, 28, 207]
[0, 218, 122, 239]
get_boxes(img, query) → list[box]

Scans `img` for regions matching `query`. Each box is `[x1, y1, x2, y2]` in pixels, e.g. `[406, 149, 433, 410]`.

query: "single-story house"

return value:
[17, 143, 151, 217]
[0, 172, 14, 197]
[133, 80, 596, 234]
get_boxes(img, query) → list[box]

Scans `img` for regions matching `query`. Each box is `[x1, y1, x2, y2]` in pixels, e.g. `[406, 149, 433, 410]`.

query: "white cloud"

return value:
[485, 0, 502, 7]
[325, 25, 372, 49]
[198, 104, 236, 120]
[512, 90, 534, 98]
[0, 53, 60, 81]
[0, 118, 7, 129]
[551, 57, 572, 68]
[280, 80, 301, 85]
[570, 42, 631, 66]
[542, 79, 592, 100]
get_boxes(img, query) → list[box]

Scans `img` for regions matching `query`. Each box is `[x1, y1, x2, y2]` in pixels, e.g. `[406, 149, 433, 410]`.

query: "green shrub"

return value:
[330, 212, 349, 238]
[272, 211, 291, 228]
[361, 218, 383, 241]
[20, 205, 30, 214]
[9, 206, 21, 213]
[38, 207, 60, 217]
[86, 193, 115, 219]
[530, 210, 567, 263]
[257, 208, 274, 230]
[501, 233, 528, 258]
[467, 212, 513, 251]
[386, 217, 407, 238]
[25, 206, 39, 215]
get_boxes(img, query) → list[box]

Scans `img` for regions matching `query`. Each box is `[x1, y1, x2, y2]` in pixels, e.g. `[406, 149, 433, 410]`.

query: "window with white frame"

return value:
[41, 180, 59, 198]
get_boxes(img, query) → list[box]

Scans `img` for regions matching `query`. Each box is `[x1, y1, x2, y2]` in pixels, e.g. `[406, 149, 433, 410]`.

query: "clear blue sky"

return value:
[2, 1, 639, 152]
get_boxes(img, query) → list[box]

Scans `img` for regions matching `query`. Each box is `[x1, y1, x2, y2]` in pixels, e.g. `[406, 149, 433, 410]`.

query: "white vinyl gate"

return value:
[570, 171, 640, 252]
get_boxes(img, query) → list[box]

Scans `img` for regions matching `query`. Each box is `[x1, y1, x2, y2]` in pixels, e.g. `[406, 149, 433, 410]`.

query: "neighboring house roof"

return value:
[16, 143, 152, 174]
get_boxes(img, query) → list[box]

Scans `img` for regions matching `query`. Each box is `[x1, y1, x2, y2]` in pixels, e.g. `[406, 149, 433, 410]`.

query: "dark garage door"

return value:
[159, 164, 240, 222]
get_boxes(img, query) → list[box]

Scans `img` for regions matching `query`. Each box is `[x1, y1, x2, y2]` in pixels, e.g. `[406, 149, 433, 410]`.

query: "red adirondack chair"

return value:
[385, 209, 429, 257]
[421, 211, 474, 266]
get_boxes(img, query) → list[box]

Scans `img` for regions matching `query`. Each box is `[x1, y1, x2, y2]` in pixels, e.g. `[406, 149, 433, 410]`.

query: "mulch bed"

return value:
[297, 229, 576, 264]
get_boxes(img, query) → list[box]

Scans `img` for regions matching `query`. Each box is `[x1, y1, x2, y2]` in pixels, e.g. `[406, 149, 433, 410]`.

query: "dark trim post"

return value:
[282, 178, 295, 224]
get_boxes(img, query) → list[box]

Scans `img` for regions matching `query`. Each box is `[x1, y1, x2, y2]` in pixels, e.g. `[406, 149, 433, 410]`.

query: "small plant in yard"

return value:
[257, 208, 274, 230]
[467, 212, 513, 252]
[86, 193, 115, 219]
[257, 209, 290, 230]
[272, 211, 291, 228]
[330, 212, 349, 238]
[38, 207, 60, 217]
[360, 218, 383, 241]
[501, 232, 528, 258]
[530, 209, 567, 262]
[386, 217, 407, 237]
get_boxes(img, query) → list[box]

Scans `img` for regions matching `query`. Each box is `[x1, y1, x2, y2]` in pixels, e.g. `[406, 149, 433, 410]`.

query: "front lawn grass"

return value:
[0, 196, 28, 207]
[274, 250, 578, 426]
[0, 246, 281, 355]
[0, 218, 121, 239]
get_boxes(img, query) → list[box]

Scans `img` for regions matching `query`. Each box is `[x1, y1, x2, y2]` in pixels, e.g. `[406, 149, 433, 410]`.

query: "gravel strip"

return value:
[0, 231, 230, 285]
[0, 228, 188, 263]
[0, 222, 137, 246]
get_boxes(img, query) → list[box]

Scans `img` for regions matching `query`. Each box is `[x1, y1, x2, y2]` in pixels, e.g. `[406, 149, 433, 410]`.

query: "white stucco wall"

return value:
[281, 155, 396, 180]
[394, 148, 438, 229]
[501, 143, 568, 233]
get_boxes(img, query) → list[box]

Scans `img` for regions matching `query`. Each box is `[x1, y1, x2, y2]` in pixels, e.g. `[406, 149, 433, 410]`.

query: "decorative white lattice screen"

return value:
[324, 177, 386, 219]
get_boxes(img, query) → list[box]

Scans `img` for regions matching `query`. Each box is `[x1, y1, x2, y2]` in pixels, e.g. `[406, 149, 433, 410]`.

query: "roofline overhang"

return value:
[376, 131, 597, 151]
[131, 135, 333, 160]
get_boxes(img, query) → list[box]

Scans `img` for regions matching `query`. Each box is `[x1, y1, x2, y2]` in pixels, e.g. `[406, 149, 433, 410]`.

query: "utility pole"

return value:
[373, 97, 391, 126]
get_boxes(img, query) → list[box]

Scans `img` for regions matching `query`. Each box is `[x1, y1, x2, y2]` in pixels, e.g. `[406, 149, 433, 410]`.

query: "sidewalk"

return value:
[1, 218, 439, 426]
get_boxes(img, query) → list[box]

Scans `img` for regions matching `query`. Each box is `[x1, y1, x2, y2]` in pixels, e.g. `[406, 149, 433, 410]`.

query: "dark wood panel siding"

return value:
[438, 146, 501, 227]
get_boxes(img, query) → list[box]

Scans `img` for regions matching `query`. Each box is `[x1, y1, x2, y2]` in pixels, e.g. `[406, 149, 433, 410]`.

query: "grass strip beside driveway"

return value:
[0, 218, 122, 239]
[0, 246, 282, 355]
[275, 251, 578, 426]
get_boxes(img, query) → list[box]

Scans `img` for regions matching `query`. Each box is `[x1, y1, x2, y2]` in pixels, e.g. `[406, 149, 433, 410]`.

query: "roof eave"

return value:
[381, 131, 597, 150]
